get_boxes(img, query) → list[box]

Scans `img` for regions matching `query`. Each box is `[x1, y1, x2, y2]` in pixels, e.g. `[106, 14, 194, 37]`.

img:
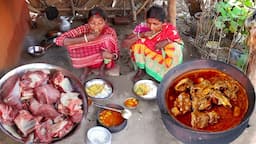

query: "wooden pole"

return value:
[168, 0, 176, 26]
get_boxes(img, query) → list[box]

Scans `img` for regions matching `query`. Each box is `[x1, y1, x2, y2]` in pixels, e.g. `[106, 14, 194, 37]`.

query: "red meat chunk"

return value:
[14, 110, 37, 136]
[20, 70, 49, 90]
[50, 120, 74, 138]
[0, 103, 18, 125]
[34, 119, 53, 143]
[29, 99, 60, 119]
[51, 71, 73, 92]
[0, 75, 22, 109]
[35, 84, 60, 104]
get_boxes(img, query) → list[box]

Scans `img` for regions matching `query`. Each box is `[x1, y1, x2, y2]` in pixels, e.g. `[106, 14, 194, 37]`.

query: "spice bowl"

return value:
[124, 97, 139, 109]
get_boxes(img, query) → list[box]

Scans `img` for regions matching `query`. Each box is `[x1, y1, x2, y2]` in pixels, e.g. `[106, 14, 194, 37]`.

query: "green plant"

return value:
[214, 0, 255, 35]
[213, 0, 255, 71]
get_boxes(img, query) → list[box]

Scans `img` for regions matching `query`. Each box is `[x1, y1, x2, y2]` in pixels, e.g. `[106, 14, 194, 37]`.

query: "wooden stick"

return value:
[70, 0, 76, 16]
[136, 0, 151, 15]
[36, 7, 132, 11]
[129, 0, 136, 21]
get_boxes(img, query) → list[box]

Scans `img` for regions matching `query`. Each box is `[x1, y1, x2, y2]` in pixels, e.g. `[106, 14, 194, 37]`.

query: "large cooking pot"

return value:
[157, 59, 255, 144]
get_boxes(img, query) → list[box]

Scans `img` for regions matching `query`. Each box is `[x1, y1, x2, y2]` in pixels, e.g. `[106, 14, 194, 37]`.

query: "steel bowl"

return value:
[157, 59, 255, 144]
[84, 78, 113, 100]
[0, 63, 88, 143]
[96, 104, 127, 133]
[123, 97, 139, 109]
[27, 45, 47, 56]
[133, 79, 158, 100]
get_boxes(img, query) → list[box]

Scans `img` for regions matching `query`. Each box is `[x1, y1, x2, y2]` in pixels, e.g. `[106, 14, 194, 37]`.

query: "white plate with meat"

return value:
[0, 63, 88, 143]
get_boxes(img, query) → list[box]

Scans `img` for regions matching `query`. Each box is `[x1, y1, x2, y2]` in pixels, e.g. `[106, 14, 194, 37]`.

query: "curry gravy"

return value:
[166, 69, 248, 132]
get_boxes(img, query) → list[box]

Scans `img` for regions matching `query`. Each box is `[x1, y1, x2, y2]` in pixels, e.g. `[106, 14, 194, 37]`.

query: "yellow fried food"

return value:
[85, 84, 105, 97]
[134, 83, 150, 96]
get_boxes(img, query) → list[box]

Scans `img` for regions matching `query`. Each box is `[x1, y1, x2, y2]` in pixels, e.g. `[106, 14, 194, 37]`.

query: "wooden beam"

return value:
[70, 0, 75, 16]
[129, 0, 136, 21]
[36, 7, 132, 12]
[168, 0, 176, 26]
[136, 0, 151, 15]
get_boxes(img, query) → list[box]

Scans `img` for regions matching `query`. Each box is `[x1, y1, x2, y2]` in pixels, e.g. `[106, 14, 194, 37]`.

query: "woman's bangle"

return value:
[137, 32, 141, 39]
[84, 34, 88, 42]
[112, 53, 118, 60]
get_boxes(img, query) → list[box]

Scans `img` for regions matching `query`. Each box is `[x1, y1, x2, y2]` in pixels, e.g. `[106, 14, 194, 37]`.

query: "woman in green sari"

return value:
[122, 5, 184, 82]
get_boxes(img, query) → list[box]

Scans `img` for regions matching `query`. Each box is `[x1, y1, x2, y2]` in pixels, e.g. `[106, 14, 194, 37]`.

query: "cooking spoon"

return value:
[93, 102, 132, 119]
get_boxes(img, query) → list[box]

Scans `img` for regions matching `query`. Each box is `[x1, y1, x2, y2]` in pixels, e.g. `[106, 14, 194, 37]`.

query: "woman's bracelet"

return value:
[84, 34, 88, 42]
[112, 53, 118, 60]
[137, 32, 141, 39]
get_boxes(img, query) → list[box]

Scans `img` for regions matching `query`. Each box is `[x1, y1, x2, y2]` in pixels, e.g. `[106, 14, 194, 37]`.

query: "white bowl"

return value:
[84, 78, 113, 99]
[87, 126, 112, 144]
[133, 80, 158, 100]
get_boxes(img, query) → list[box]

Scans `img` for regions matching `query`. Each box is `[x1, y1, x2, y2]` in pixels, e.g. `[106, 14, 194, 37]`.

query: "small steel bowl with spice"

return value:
[124, 97, 139, 109]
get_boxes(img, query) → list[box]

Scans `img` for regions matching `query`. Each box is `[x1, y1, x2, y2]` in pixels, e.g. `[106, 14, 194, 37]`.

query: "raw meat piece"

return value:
[50, 120, 74, 138]
[34, 119, 53, 143]
[52, 71, 73, 92]
[14, 110, 37, 136]
[0, 103, 18, 125]
[30, 99, 60, 119]
[35, 84, 60, 104]
[0, 75, 22, 109]
[59, 92, 83, 122]
[70, 109, 83, 123]
[21, 89, 34, 101]
[60, 92, 81, 108]
[20, 70, 49, 90]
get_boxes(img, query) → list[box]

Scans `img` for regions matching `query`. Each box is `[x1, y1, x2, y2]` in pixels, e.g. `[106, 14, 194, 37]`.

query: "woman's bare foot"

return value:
[80, 68, 91, 84]
[132, 69, 145, 83]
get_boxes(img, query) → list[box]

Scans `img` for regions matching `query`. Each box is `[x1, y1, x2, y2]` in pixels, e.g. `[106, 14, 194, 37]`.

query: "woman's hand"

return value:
[121, 33, 138, 48]
[140, 31, 158, 39]
[63, 31, 100, 46]
[155, 39, 170, 50]
[63, 37, 85, 46]
[139, 31, 151, 38]
[102, 51, 113, 59]
[87, 31, 100, 41]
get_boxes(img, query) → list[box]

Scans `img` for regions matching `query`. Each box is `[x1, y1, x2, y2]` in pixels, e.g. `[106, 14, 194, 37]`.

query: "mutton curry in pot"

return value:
[166, 69, 248, 132]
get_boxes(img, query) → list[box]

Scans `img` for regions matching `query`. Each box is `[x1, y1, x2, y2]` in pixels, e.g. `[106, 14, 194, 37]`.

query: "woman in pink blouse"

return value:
[55, 7, 119, 81]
